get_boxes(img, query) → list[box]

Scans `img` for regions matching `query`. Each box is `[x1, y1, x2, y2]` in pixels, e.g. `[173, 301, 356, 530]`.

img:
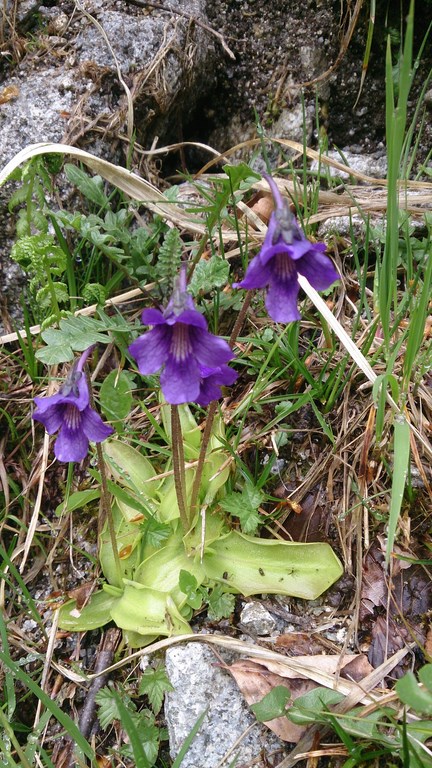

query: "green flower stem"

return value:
[171, 405, 190, 532]
[189, 291, 252, 520]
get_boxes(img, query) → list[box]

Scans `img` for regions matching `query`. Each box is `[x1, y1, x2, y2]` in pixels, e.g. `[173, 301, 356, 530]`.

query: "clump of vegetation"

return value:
[0, 1, 431, 766]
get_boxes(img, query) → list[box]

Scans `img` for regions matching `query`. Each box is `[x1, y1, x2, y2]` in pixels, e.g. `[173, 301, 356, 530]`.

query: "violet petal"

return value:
[129, 326, 171, 374]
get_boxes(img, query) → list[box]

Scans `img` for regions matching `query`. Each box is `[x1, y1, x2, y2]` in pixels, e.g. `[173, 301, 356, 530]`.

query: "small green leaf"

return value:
[288, 687, 344, 725]
[100, 370, 133, 426]
[396, 667, 432, 715]
[251, 686, 291, 722]
[121, 713, 160, 766]
[55, 488, 100, 516]
[178, 570, 203, 610]
[419, 664, 432, 693]
[138, 667, 174, 714]
[179, 569, 198, 594]
[142, 518, 171, 549]
[95, 686, 137, 730]
[189, 256, 230, 296]
[65, 164, 109, 207]
[219, 481, 264, 534]
[110, 689, 151, 768]
[207, 584, 235, 620]
[223, 162, 260, 191]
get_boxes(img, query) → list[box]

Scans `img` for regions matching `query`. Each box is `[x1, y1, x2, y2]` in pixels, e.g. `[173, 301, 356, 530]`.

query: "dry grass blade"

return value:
[0, 142, 206, 232]
[298, 276, 432, 461]
[19, 431, 50, 573]
[0, 285, 151, 345]
[84, 632, 405, 709]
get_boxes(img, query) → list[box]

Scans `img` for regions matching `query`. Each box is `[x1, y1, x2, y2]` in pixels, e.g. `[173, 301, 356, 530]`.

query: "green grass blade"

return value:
[403, 247, 432, 389]
[0, 609, 16, 720]
[0, 647, 95, 764]
[109, 689, 151, 768]
[386, 414, 410, 565]
[171, 708, 208, 768]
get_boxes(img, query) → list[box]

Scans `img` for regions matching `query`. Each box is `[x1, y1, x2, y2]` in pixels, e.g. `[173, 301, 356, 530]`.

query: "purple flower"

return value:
[234, 174, 339, 322]
[128, 267, 237, 405]
[32, 347, 113, 463]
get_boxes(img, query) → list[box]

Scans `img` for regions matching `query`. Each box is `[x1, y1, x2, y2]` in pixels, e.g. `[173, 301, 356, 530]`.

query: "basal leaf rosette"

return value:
[202, 531, 343, 600]
[58, 433, 343, 646]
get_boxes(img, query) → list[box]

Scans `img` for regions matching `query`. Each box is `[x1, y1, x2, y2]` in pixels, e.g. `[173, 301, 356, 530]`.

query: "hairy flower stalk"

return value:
[129, 265, 238, 533]
[234, 173, 339, 322]
[32, 346, 113, 462]
[188, 292, 253, 523]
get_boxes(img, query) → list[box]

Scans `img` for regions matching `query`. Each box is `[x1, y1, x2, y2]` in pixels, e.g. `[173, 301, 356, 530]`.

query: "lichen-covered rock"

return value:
[165, 642, 285, 768]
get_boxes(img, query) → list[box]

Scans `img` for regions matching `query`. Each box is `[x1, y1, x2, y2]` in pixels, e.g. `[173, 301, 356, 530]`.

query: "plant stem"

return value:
[189, 292, 252, 519]
[84, 363, 123, 586]
[189, 400, 218, 522]
[96, 441, 123, 586]
[171, 405, 190, 532]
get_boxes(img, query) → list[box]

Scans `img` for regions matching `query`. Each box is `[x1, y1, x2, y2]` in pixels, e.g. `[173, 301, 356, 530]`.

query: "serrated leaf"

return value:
[143, 518, 171, 549]
[121, 714, 160, 766]
[138, 667, 174, 714]
[95, 685, 137, 730]
[219, 481, 263, 534]
[65, 164, 109, 207]
[207, 585, 235, 620]
[251, 686, 291, 722]
[100, 370, 133, 425]
[189, 256, 230, 296]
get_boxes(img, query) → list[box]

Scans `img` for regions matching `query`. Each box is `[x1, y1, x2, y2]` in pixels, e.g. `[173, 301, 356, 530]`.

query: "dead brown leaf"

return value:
[360, 541, 430, 675]
[227, 653, 372, 742]
[275, 633, 324, 656]
[227, 659, 309, 742]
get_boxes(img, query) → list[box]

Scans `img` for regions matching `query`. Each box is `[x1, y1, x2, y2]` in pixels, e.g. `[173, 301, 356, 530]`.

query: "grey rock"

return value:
[240, 602, 276, 636]
[311, 149, 387, 180]
[165, 642, 285, 768]
[0, 70, 74, 170]
[317, 214, 369, 240]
